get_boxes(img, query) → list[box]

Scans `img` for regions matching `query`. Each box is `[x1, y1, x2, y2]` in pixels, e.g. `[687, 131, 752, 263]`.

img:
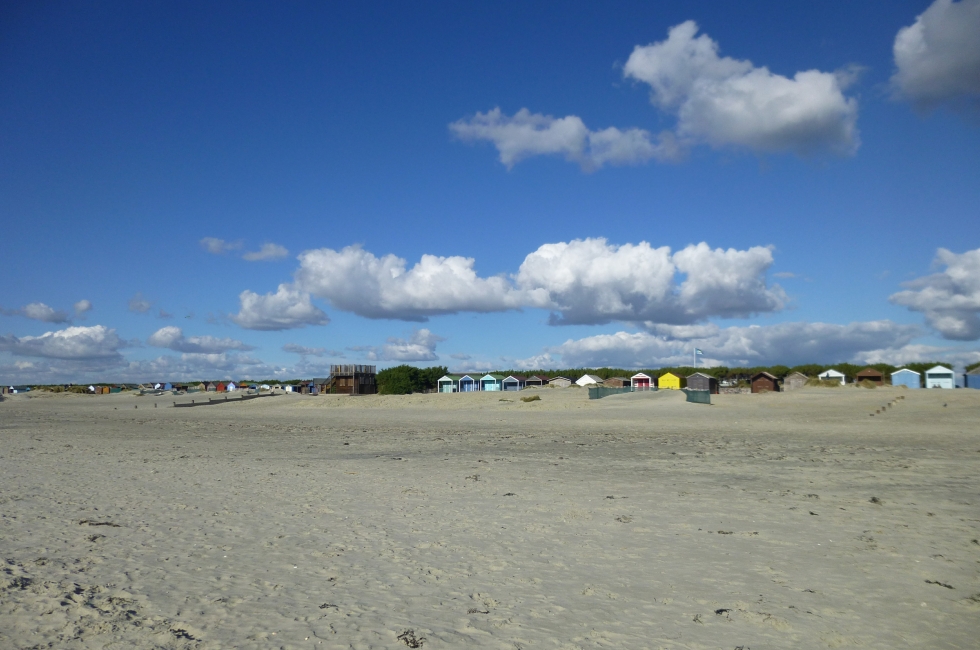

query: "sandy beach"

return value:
[1, 387, 978, 649]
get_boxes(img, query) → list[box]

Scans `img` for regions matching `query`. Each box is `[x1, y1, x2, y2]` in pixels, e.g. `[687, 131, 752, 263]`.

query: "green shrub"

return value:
[521, 395, 541, 403]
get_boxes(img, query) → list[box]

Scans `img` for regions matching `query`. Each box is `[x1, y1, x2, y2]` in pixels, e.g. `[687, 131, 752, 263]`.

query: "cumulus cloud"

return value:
[274, 240, 788, 325]
[891, 0, 980, 112]
[243, 243, 290, 262]
[147, 326, 255, 354]
[889, 247, 980, 340]
[296, 245, 534, 321]
[200, 237, 243, 255]
[128, 293, 152, 314]
[516, 238, 785, 325]
[0, 325, 127, 361]
[624, 21, 859, 156]
[73, 300, 92, 316]
[354, 329, 445, 362]
[450, 108, 681, 171]
[231, 284, 330, 331]
[550, 320, 921, 369]
[282, 343, 327, 357]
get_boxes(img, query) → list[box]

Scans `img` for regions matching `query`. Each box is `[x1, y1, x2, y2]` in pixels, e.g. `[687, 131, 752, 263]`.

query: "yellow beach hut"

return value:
[658, 372, 684, 390]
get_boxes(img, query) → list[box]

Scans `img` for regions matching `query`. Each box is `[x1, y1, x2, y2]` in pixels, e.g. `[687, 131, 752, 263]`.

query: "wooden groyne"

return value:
[173, 393, 277, 408]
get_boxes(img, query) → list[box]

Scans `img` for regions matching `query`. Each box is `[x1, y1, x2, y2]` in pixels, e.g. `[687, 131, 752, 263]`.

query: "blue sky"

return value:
[2, 0, 979, 382]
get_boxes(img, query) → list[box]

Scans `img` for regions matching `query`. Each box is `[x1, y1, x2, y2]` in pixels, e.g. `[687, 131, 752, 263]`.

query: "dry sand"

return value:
[1, 386, 978, 649]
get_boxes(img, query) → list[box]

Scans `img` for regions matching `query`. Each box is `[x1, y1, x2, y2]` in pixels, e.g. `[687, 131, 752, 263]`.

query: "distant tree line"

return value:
[376, 365, 448, 394]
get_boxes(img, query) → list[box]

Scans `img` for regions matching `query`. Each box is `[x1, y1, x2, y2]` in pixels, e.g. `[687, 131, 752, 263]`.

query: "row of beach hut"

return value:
[436, 372, 705, 393]
[436, 365, 965, 395]
[817, 366, 956, 389]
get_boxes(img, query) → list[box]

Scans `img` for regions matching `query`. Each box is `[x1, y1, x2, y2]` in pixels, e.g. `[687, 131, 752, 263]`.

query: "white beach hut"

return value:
[575, 374, 602, 387]
[630, 372, 653, 390]
[924, 365, 954, 389]
[818, 369, 846, 385]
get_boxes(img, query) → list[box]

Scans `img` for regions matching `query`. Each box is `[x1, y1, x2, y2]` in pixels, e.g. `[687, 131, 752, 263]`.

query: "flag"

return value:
[695, 348, 703, 355]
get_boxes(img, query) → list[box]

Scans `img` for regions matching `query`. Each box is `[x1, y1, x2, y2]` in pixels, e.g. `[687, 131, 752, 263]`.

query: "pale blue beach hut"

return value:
[437, 374, 461, 393]
[481, 373, 503, 391]
[890, 368, 921, 389]
[458, 374, 478, 392]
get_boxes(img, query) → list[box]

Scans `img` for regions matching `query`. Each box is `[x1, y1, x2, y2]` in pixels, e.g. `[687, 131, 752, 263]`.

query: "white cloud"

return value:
[269, 240, 787, 326]
[450, 352, 472, 360]
[516, 238, 785, 325]
[282, 343, 327, 357]
[450, 108, 681, 171]
[73, 299, 92, 315]
[673, 242, 786, 319]
[354, 328, 445, 362]
[0, 325, 127, 361]
[550, 321, 921, 369]
[296, 245, 533, 321]
[200, 237, 243, 255]
[889, 247, 980, 340]
[20, 302, 70, 323]
[231, 284, 330, 331]
[624, 21, 859, 156]
[891, 0, 980, 112]
[243, 243, 290, 262]
[147, 326, 255, 354]
[128, 293, 152, 314]
[507, 353, 558, 371]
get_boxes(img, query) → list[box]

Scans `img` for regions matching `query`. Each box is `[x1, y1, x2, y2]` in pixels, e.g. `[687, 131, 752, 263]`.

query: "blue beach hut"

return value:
[965, 371, 980, 389]
[890, 368, 920, 389]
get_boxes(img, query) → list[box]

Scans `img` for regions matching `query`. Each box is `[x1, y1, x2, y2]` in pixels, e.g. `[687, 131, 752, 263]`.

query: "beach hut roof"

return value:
[925, 365, 953, 374]
[752, 371, 778, 380]
[820, 369, 845, 377]
[687, 372, 714, 379]
[892, 368, 921, 376]
[630, 372, 651, 379]
[503, 375, 526, 381]
[481, 373, 505, 380]
[439, 374, 463, 381]
[856, 367, 884, 377]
